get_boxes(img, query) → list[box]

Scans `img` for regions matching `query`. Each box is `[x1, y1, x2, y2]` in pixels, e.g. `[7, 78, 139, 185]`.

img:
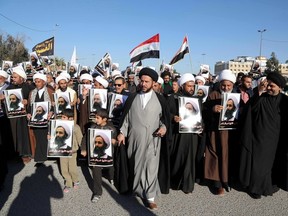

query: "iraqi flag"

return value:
[129, 34, 160, 63]
[169, 36, 189, 65]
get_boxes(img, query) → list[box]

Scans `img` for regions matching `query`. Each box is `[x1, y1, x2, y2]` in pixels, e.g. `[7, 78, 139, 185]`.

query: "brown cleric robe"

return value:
[203, 89, 230, 189]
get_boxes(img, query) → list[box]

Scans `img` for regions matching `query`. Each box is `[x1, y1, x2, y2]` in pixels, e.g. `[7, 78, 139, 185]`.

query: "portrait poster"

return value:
[178, 96, 203, 133]
[108, 93, 128, 118]
[193, 85, 209, 103]
[28, 101, 50, 127]
[78, 84, 92, 98]
[3, 89, 27, 118]
[88, 128, 113, 167]
[218, 93, 241, 130]
[95, 53, 112, 77]
[2, 60, 13, 75]
[53, 92, 72, 119]
[47, 119, 74, 157]
[89, 88, 107, 119]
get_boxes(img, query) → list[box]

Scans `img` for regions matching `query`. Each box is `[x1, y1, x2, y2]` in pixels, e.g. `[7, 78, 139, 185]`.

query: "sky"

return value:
[1, 0, 288, 74]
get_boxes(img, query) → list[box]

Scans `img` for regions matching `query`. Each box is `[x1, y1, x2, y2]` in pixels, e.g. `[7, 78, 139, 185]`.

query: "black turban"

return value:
[139, 67, 158, 82]
[161, 71, 171, 78]
[267, 72, 286, 88]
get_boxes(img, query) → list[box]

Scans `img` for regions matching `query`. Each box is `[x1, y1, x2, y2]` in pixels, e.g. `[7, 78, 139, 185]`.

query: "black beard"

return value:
[93, 146, 106, 157]
[224, 109, 235, 120]
[10, 102, 20, 110]
[112, 106, 123, 117]
[34, 113, 44, 121]
[58, 104, 66, 111]
[93, 102, 102, 110]
[54, 136, 67, 148]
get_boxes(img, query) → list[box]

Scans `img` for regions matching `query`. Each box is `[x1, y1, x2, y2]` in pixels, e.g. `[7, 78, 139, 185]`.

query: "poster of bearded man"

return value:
[3, 89, 27, 118]
[47, 119, 74, 157]
[218, 93, 240, 130]
[53, 92, 72, 119]
[88, 128, 113, 167]
[28, 101, 50, 127]
[89, 88, 107, 119]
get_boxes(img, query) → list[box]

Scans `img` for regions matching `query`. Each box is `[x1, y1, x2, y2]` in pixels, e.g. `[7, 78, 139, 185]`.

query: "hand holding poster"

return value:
[218, 93, 240, 130]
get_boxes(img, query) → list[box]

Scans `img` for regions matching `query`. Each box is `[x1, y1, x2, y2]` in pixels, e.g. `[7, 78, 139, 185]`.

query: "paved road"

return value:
[1, 159, 288, 216]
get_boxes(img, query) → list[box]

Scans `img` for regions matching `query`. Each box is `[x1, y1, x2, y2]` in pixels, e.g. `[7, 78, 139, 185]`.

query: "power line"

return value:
[0, 12, 54, 32]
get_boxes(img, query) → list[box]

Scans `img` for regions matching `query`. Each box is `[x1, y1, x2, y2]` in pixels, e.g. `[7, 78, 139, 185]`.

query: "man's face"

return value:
[56, 127, 65, 138]
[11, 73, 23, 85]
[34, 106, 45, 120]
[185, 102, 195, 114]
[46, 75, 53, 83]
[196, 79, 204, 86]
[54, 126, 68, 147]
[163, 75, 170, 84]
[9, 94, 20, 109]
[93, 93, 102, 109]
[34, 78, 46, 89]
[94, 136, 107, 156]
[58, 80, 68, 91]
[220, 80, 234, 93]
[114, 99, 122, 108]
[93, 80, 104, 89]
[183, 81, 195, 96]
[128, 76, 134, 84]
[58, 97, 67, 111]
[140, 75, 154, 93]
[153, 83, 161, 92]
[0, 75, 6, 86]
[172, 81, 179, 93]
[197, 89, 205, 97]
[4, 63, 10, 70]
[26, 65, 32, 71]
[114, 79, 125, 93]
[267, 81, 281, 96]
[242, 77, 252, 90]
[226, 99, 235, 110]
[224, 99, 236, 120]
[69, 66, 76, 73]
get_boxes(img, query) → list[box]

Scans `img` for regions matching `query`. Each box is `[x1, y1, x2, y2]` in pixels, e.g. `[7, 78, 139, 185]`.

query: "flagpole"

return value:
[186, 34, 193, 74]
[53, 24, 59, 74]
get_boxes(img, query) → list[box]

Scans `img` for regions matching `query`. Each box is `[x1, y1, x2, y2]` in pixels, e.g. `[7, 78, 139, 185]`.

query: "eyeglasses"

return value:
[114, 84, 122, 87]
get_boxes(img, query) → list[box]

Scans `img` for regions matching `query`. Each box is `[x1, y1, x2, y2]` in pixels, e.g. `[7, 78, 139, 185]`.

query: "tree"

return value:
[265, 52, 280, 74]
[0, 33, 29, 66]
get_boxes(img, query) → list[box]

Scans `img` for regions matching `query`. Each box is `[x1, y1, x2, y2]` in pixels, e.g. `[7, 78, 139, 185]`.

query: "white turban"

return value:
[95, 131, 110, 149]
[55, 75, 68, 84]
[55, 121, 72, 139]
[0, 70, 8, 79]
[12, 66, 27, 80]
[227, 94, 239, 107]
[195, 76, 206, 84]
[201, 72, 209, 79]
[95, 76, 108, 88]
[219, 69, 236, 84]
[80, 73, 93, 82]
[33, 73, 47, 83]
[112, 63, 119, 69]
[178, 73, 195, 86]
[9, 90, 22, 100]
[157, 77, 164, 85]
[60, 72, 71, 81]
[57, 93, 70, 103]
[111, 70, 121, 78]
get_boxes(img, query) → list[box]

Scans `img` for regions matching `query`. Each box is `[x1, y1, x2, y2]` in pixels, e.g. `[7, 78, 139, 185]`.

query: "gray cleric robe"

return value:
[120, 91, 164, 200]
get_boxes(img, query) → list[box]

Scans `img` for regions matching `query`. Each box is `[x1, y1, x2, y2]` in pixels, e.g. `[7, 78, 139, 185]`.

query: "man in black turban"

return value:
[239, 72, 288, 199]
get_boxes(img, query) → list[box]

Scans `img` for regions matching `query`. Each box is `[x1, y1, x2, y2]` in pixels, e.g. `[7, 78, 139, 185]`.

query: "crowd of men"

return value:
[0, 53, 288, 210]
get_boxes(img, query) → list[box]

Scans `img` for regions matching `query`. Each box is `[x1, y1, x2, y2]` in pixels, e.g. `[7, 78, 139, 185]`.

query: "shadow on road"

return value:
[6, 164, 63, 216]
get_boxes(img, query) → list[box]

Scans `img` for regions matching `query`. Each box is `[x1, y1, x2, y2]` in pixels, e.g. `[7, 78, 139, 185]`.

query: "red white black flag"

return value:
[129, 34, 160, 63]
[169, 36, 189, 65]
